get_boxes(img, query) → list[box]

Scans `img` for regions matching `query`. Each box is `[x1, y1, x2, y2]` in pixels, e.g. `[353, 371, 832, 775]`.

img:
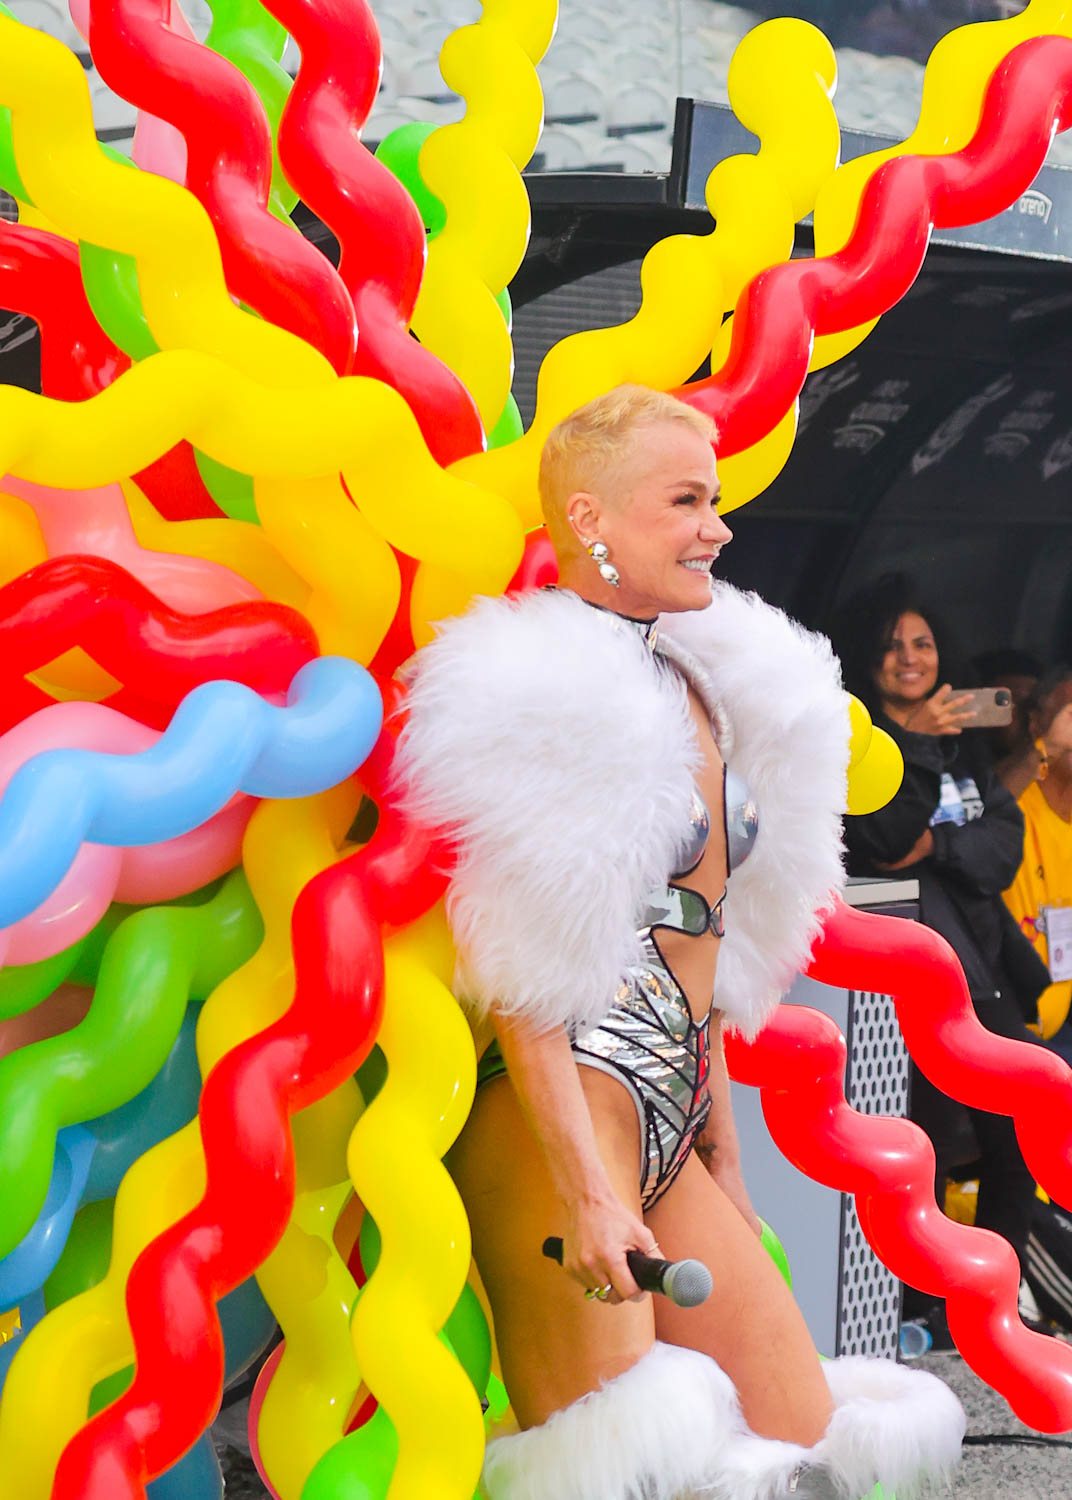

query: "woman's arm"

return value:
[928, 764, 1026, 896]
[693, 1012, 763, 1237]
[492, 1012, 658, 1302]
[842, 720, 949, 872]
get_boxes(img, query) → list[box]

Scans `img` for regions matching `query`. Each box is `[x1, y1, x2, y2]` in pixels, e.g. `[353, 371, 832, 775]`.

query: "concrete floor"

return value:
[912, 1349, 1072, 1499]
[211, 1349, 1072, 1498]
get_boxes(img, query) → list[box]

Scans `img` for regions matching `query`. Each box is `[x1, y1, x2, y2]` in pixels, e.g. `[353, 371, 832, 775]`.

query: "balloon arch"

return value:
[0, 2, 1072, 1497]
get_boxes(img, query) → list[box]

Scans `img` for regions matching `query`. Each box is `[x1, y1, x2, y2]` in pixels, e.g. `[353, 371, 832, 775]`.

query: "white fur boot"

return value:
[480, 1345, 964, 1500]
[480, 1341, 742, 1500]
[706, 1354, 966, 1500]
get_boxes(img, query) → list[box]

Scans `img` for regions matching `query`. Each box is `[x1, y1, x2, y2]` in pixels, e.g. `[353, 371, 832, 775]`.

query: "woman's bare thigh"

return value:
[646, 1152, 833, 1445]
[448, 1068, 655, 1431]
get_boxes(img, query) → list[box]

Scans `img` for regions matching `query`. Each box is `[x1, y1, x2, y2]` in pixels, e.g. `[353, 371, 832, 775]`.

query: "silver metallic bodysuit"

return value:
[476, 611, 760, 1210]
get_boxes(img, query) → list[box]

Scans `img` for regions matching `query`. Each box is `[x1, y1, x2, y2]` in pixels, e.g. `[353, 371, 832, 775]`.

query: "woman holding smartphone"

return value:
[832, 574, 1051, 1344]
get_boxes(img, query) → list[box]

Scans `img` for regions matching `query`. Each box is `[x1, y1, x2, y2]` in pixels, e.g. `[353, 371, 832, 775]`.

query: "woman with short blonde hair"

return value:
[399, 385, 964, 1500]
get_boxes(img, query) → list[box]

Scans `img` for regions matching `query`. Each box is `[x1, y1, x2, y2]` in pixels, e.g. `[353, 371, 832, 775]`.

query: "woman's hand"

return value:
[561, 1187, 660, 1306]
[902, 684, 976, 737]
[875, 827, 934, 871]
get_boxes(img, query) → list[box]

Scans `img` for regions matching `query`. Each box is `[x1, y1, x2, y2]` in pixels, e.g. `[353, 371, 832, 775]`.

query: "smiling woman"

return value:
[832, 570, 1053, 1343]
[538, 386, 733, 618]
[396, 390, 965, 1500]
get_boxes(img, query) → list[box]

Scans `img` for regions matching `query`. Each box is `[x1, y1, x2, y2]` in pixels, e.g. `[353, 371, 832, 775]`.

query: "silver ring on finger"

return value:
[585, 1282, 613, 1302]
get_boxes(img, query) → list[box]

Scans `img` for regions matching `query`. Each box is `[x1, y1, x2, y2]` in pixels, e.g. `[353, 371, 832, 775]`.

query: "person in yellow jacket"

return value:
[1001, 667, 1072, 1049]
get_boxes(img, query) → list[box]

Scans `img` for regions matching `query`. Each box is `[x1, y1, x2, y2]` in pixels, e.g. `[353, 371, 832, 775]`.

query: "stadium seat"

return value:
[544, 73, 604, 128]
[606, 83, 674, 137]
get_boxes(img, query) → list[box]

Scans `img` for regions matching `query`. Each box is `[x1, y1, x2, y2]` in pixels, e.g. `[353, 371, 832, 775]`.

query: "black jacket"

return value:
[844, 715, 1050, 1020]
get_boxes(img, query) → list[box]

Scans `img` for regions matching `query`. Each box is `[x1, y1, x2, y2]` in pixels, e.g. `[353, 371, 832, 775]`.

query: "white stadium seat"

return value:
[606, 83, 674, 136]
[544, 72, 605, 128]
[538, 124, 613, 173]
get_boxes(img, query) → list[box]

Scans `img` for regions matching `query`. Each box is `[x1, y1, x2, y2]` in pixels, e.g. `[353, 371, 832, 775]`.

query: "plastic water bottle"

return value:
[899, 1320, 933, 1360]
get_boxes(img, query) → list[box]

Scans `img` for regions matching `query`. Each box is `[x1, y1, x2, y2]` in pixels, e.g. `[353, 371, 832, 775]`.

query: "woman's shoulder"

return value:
[408, 587, 656, 697]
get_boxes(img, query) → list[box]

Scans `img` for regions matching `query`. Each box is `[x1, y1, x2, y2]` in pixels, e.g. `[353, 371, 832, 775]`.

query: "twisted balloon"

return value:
[451, 16, 842, 526]
[677, 36, 1072, 454]
[0, 222, 128, 400]
[0, 11, 331, 386]
[203, 0, 297, 219]
[0, 870, 260, 1258]
[411, 0, 557, 433]
[728, 895, 1072, 1433]
[265, 0, 484, 465]
[253, 1085, 364, 1499]
[51, 712, 445, 1495]
[87, 0, 357, 373]
[315, 710, 481, 1500]
[0, 656, 381, 926]
[0, 476, 307, 616]
[0, 791, 354, 1498]
[810, 0, 1072, 370]
[0, 553, 316, 730]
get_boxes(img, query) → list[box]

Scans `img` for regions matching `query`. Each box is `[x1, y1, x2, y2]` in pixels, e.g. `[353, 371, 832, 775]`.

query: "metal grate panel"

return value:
[837, 988, 910, 1358]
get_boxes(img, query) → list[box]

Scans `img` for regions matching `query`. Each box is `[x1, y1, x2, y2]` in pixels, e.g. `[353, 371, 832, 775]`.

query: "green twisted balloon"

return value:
[0, 870, 262, 1260]
[205, 0, 297, 220]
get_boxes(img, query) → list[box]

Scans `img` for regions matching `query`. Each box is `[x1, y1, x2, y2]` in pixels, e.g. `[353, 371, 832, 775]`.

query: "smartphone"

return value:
[949, 687, 1014, 728]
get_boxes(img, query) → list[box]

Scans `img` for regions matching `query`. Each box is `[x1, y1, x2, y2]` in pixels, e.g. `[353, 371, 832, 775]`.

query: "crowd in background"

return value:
[830, 574, 1072, 1347]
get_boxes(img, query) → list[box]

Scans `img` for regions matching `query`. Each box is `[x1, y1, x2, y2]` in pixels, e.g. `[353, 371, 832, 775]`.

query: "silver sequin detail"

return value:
[571, 935, 711, 1208]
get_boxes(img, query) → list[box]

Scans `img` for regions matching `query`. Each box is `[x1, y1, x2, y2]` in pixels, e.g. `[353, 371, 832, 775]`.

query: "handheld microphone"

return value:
[541, 1237, 712, 1308]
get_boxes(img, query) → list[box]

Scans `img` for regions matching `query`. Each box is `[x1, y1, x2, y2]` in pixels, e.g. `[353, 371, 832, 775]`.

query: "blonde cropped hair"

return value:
[538, 385, 718, 552]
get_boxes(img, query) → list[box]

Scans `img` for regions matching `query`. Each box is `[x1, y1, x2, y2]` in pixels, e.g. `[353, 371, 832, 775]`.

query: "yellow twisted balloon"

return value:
[254, 1082, 365, 1500]
[0, 788, 356, 1499]
[810, 0, 1072, 370]
[411, 0, 558, 431]
[706, 19, 840, 513]
[0, 478, 309, 701]
[451, 17, 843, 528]
[121, 481, 311, 611]
[0, 354, 523, 656]
[0, 15, 332, 389]
[0, 479, 310, 610]
[346, 918, 483, 1500]
[846, 696, 903, 815]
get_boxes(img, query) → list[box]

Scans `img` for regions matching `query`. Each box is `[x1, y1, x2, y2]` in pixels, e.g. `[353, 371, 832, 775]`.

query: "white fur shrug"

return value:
[394, 584, 849, 1039]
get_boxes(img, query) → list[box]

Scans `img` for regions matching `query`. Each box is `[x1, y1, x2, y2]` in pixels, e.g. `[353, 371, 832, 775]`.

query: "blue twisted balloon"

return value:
[0, 657, 381, 926]
[0, 1126, 94, 1312]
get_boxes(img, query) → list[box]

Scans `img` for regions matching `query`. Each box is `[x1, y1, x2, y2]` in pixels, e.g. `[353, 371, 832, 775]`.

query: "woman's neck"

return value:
[555, 559, 657, 623]
[880, 697, 915, 729]
[1042, 754, 1072, 822]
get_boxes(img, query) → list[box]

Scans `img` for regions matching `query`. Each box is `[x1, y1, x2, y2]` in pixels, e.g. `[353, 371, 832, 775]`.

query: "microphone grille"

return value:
[665, 1258, 713, 1308]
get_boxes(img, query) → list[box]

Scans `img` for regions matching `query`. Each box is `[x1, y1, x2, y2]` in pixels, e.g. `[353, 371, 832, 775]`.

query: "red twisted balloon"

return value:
[130, 441, 226, 523]
[51, 693, 447, 1498]
[0, 554, 318, 732]
[263, 0, 485, 465]
[0, 222, 221, 518]
[0, 221, 128, 400]
[86, 0, 358, 375]
[727, 896, 1072, 1433]
[679, 34, 1072, 453]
